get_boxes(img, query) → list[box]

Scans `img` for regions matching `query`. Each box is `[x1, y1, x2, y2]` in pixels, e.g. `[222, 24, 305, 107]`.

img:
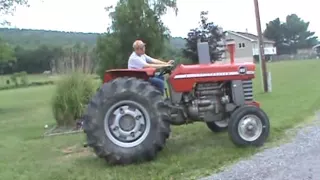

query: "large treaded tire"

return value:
[82, 77, 171, 165]
[228, 105, 270, 147]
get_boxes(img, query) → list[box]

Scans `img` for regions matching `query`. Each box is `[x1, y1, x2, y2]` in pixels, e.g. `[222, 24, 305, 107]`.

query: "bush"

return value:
[10, 73, 19, 86]
[52, 72, 97, 127]
[9, 71, 29, 86]
[30, 81, 54, 86]
[19, 71, 28, 85]
[0, 81, 54, 91]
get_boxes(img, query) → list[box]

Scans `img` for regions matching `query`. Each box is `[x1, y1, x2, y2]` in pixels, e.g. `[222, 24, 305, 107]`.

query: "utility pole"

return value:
[253, 0, 268, 92]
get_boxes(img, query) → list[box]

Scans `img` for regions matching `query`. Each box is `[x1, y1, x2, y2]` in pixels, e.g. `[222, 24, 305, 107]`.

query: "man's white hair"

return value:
[133, 40, 145, 49]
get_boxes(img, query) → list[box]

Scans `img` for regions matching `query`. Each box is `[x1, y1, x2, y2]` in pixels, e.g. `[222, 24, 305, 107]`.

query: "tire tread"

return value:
[82, 77, 171, 165]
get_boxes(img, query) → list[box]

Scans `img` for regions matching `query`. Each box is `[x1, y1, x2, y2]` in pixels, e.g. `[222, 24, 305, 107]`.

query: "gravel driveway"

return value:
[201, 112, 320, 180]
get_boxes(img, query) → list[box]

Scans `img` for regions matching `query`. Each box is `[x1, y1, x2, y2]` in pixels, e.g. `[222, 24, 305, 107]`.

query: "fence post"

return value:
[267, 71, 272, 92]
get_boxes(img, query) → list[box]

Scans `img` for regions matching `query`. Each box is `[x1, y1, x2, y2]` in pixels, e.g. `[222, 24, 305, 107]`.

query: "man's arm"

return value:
[151, 58, 168, 64]
[144, 63, 170, 68]
[130, 56, 170, 69]
[145, 54, 169, 64]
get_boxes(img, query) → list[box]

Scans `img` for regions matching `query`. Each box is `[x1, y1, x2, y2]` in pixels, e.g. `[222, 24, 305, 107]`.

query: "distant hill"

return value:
[0, 28, 186, 49]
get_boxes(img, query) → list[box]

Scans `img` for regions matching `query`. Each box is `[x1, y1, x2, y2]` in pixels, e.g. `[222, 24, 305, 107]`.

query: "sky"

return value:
[3, 0, 320, 38]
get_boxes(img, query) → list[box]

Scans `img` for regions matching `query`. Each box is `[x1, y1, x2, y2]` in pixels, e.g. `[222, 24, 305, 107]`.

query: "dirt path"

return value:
[201, 112, 320, 180]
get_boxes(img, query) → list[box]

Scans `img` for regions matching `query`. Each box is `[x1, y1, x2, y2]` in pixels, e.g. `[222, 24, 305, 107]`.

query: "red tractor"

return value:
[82, 41, 270, 165]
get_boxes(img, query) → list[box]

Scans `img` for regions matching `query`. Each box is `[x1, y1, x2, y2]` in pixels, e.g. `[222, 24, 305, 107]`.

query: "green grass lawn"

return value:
[1, 59, 320, 180]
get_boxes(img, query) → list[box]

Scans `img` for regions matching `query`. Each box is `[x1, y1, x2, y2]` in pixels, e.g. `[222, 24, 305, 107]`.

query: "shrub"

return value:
[19, 71, 28, 85]
[0, 81, 55, 91]
[8, 71, 29, 87]
[10, 73, 19, 86]
[30, 81, 54, 86]
[52, 72, 97, 127]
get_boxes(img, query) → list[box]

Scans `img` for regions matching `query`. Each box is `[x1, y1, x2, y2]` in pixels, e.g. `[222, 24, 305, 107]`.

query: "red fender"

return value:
[103, 68, 157, 83]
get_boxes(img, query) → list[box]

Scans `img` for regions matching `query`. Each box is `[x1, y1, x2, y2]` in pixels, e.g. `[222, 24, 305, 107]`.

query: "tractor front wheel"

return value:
[228, 105, 270, 147]
[206, 119, 228, 132]
[82, 77, 171, 165]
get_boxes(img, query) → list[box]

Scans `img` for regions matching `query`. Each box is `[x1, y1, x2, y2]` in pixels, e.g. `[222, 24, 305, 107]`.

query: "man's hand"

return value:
[161, 63, 173, 67]
[168, 60, 175, 64]
[150, 58, 174, 65]
[162, 63, 173, 67]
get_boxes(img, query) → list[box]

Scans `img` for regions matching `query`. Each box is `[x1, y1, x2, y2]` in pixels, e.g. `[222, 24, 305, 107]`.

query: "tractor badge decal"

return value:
[238, 66, 247, 75]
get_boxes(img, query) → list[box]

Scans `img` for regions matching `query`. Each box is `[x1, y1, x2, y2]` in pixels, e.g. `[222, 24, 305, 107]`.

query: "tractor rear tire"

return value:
[82, 77, 171, 165]
[206, 120, 228, 132]
[228, 105, 270, 147]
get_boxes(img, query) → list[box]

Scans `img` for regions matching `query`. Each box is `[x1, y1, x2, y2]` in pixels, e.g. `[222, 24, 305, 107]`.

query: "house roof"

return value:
[227, 31, 275, 43]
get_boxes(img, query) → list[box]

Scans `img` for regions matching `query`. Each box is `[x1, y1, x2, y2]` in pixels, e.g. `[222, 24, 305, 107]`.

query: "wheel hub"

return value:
[119, 114, 136, 131]
[104, 101, 151, 148]
[238, 115, 263, 142]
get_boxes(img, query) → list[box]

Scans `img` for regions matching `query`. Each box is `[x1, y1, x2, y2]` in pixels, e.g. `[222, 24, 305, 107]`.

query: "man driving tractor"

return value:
[128, 40, 173, 94]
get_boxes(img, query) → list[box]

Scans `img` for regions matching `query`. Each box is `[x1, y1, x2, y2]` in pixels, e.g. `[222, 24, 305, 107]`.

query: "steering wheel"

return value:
[158, 60, 175, 76]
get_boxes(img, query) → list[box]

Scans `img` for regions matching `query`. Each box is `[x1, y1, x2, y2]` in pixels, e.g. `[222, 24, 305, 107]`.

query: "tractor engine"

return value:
[183, 82, 230, 121]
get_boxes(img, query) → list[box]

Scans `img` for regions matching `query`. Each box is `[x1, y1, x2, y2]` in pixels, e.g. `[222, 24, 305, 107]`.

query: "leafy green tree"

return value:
[13, 45, 53, 73]
[96, 0, 177, 78]
[169, 37, 185, 49]
[283, 14, 318, 52]
[0, 0, 28, 73]
[182, 11, 225, 64]
[264, 14, 318, 54]
[263, 18, 285, 52]
[0, 38, 15, 62]
[0, 0, 29, 24]
[96, 33, 121, 75]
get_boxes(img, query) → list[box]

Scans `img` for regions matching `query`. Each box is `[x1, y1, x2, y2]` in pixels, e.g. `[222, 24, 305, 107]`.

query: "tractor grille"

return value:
[242, 80, 253, 101]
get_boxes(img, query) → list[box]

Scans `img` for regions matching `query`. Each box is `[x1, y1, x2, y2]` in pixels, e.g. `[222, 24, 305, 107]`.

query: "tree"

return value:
[0, 0, 29, 24]
[0, 38, 15, 74]
[264, 14, 318, 54]
[96, 0, 177, 78]
[13, 45, 52, 73]
[0, 38, 15, 62]
[283, 14, 318, 52]
[263, 18, 285, 52]
[51, 43, 96, 74]
[0, 0, 28, 73]
[182, 11, 225, 64]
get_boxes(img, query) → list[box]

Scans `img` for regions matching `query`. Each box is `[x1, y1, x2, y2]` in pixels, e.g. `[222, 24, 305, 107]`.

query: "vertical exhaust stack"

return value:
[197, 42, 211, 64]
[226, 39, 236, 64]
